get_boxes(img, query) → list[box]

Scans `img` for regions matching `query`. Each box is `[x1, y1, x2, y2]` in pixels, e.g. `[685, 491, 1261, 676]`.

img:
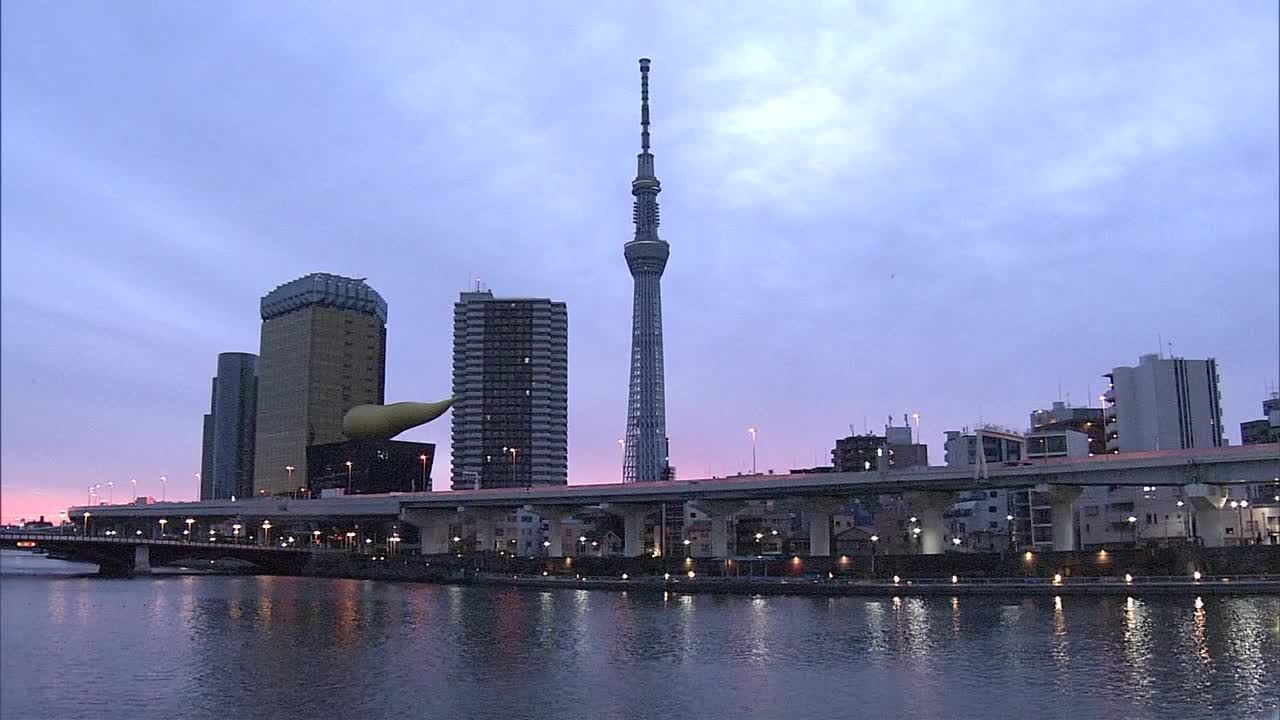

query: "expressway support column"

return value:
[132, 544, 151, 576]
[400, 509, 453, 555]
[1185, 484, 1229, 547]
[791, 498, 849, 557]
[694, 501, 746, 559]
[472, 511, 499, 553]
[621, 507, 651, 558]
[1041, 485, 1083, 552]
[905, 491, 956, 555]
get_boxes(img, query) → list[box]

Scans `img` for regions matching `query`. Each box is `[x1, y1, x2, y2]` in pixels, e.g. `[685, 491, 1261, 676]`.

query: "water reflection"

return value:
[1052, 596, 1070, 687]
[2, 555, 1278, 720]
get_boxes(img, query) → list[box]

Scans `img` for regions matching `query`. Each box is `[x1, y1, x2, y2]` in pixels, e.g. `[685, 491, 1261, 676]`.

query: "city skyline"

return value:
[2, 2, 1278, 520]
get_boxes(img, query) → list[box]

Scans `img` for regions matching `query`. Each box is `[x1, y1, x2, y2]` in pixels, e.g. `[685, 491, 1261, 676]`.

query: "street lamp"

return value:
[418, 454, 428, 493]
[232, 523, 242, 537]
[1006, 513, 1016, 549]
[347, 531, 357, 551]
[158, 518, 168, 537]
[262, 520, 272, 545]
[286, 465, 295, 490]
[502, 447, 519, 488]
[312, 529, 322, 545]
[185, 518, 195, 540]
[82, 511, 91, 536]
[747, 427, 758, 475]
[870, 534, 879, 576]
[1128, 515, 1139, 547]
[683, 538, 692, 558]
[345, 461, 353, 493]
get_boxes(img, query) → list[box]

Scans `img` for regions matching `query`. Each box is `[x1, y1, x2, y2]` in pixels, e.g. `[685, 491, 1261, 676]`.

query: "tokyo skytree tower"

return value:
[622, 58, 670, 483]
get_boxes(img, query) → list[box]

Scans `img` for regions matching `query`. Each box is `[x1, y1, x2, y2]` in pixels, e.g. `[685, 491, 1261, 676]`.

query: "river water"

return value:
[1, 551, 1277, 719]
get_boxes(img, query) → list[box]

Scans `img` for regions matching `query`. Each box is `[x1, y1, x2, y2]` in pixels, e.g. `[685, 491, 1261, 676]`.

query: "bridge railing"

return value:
[0, 532, 328, 553]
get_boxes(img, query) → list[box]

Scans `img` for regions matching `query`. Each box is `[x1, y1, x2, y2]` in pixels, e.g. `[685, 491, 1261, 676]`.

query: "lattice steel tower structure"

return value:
[622, 58, 670, 483]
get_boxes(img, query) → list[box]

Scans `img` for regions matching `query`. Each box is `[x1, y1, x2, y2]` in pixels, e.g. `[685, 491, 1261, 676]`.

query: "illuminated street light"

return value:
[82, 511, 91, 536]
[158, 518, 168, 537]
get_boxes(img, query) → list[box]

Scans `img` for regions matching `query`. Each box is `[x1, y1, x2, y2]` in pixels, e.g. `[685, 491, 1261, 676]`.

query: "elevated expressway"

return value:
[70, 444, 1278, 557]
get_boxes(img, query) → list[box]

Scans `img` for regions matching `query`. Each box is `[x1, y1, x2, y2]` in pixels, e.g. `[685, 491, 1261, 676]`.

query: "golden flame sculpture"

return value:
[342, 399, 453, 440]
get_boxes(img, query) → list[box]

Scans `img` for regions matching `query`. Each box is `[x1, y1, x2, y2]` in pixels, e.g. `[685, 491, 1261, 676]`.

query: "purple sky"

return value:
[2, 2, 1277, 520]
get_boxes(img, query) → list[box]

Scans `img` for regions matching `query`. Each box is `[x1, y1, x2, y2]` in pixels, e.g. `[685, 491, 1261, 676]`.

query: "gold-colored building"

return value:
[252, 273, 387, 496]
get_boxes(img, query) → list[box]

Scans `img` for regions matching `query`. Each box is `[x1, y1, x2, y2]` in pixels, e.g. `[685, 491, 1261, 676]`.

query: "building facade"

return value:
[199, 352, 258, 500]
[1103, 353, 1225, 453]
[1240, 394, 1280, 445]
[1025, 428, 1090, 460]
[831, 424, 927, 473]
[943, 427, 1025, 467]
[1030, 401, 1105, 456]
[252, 273, 387, 495]
[832, 434, 885, 473]
[622, 58, 672, 484]
[305, 439, 434, 496]
[451, 289, 568, 489]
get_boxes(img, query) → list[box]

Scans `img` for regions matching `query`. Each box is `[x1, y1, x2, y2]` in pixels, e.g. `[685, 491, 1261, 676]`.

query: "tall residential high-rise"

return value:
[252, 273, 387, 496]
[1103, 353, 1225, 453]
[622, 57, 670, 483]
[451, 288, 568, 489]
[198, 352, 258, 500]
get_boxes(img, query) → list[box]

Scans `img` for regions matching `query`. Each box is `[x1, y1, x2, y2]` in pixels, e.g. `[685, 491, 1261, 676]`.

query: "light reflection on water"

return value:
[1, 552, 1277, 720]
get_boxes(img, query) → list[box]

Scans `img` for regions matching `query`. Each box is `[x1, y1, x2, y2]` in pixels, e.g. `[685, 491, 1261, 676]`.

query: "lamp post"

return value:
[502, 447, 519, 488]
[82, 512, 91, 537]
[870, 534, 879, 576]
[683, 537, 692, 558]
[345, 461, 353, 493]
[313, 529, 322, 545]
[346, 531, 357, 552]
[262, 520, 273, 545]
[1006, 513, 1016, 550]
[1128, 515, 1138, 547]
[185, 518, 195, 541]
[748, 427, 758, 475]
[418, 454, 428, 493]
[286, 465, 295, 497]
[158, 518, 168, 538]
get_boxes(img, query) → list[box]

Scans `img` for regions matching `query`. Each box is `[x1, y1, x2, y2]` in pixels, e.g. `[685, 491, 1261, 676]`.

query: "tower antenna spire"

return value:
[640, 57, 651, 152]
